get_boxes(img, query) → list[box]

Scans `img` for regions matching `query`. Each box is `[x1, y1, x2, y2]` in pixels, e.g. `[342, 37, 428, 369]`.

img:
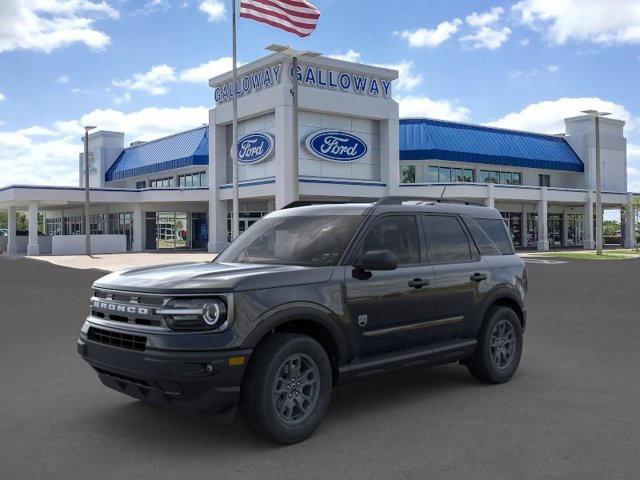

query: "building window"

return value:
[401, 165, 416, 184]
[135, 180, 147, 189]
[427, 166, 473, 183]
[90, 214, 106, 235]
[45, 218, 63, 236]
[480, 170, 522, 185]
[149, 177, 175, 188]
[177, 171, 208, 188]
[539, 174, 550, 187]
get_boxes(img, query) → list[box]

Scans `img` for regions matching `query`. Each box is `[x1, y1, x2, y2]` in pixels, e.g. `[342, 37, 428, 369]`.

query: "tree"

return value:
[0, 211, 6, 230]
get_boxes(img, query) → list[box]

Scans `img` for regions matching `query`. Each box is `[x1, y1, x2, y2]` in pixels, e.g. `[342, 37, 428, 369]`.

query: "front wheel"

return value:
[467, 306, 523, 384]
[240, 333, 332, 444]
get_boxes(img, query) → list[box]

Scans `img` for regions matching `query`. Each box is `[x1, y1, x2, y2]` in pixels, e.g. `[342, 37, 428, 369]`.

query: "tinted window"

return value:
[423, 215, 472, 264]
[216, 215, 363, 266]
[463, 217, 502, 256]
[476, 218, 514, 254]
[361, 215, 420, 265]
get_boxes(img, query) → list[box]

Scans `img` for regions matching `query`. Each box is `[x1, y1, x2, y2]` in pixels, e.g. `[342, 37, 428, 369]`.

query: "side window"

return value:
[463, 217, 502, 256]
[361, 215, 420, 265]
[475, 218, 515, 255]
[422, 215, 472, 264]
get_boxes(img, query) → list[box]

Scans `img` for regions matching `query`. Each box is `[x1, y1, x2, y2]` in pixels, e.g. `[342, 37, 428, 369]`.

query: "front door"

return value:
[345, 214, 436, 358]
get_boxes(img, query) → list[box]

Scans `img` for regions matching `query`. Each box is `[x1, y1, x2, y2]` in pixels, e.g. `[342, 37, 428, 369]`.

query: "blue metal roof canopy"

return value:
[399, 118, 584, 172]
[105, 126, 209, 182]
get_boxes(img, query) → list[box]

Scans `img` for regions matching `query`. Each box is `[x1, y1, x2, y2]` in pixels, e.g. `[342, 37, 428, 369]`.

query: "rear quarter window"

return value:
[473, 218, 515, 255]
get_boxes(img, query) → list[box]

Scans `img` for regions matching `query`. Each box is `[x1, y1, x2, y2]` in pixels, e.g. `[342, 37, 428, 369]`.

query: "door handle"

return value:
[470, 273, 488, 282]
[408, 278, 430, 288]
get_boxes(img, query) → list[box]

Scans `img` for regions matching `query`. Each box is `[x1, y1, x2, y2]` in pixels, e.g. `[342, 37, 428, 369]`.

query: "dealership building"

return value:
[0, 52, 637, 255]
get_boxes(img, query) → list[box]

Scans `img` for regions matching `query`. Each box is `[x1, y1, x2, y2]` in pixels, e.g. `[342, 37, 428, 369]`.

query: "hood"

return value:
[93, 261, 334, 294]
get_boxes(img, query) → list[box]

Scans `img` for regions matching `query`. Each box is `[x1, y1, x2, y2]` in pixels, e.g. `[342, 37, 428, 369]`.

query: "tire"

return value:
[240, 333, 332, 444]
[467, 306, 523, 384]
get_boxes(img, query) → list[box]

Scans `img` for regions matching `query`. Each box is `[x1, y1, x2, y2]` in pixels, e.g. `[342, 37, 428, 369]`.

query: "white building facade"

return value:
[0, 53, 637, 255]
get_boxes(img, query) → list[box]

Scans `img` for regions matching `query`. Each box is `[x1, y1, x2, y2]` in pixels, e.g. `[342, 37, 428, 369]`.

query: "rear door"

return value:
[421, 214, 492, 341]
[344, 214, 436, 357]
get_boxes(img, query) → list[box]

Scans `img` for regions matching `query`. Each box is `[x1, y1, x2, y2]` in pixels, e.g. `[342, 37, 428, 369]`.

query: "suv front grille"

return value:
[90, 289, 167, 329]
[88, 326, 147, 351]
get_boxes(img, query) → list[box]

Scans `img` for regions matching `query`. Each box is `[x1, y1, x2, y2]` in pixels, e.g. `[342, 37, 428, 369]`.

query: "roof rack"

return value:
[281, 200, 355, 209]
[375, 196, 484, 207]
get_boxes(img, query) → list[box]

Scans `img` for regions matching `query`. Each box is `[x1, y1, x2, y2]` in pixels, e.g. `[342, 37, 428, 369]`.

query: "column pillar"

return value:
[7, 206, 18, 255]
[537, 187, 549, 251]
[208, 116, 231, 253]
[274, 104, 296, 208]
[27, 203, 40, 256]
[584, 195, 595, 249]
[381, 115, 400, 196]
[624, 193, 637, 249]
[562, 207, 570, 247]
[485, 183, 495, 208]
[132, 204, 143, 252]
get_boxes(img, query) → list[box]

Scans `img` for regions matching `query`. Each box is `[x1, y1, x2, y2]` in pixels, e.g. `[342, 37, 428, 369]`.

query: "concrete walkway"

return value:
[20, 252, 215, 272]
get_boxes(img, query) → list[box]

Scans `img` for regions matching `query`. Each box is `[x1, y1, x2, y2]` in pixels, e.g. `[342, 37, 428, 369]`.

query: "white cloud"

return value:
[179, 56, 234, 82]
[461, 26, 511, 50]
[0, 0, 119, 54]
[328, 50, 362, 63]
[113, 64, 177, 95]
[513, 0, 640, 45]
[0, 92, 5, 102]
[398, 96, 471, 122]
[466, 7, 504, 27]
[57, 75, 69, 84]
[546, 64, 560, 72]
[0, 106, 209, 187]
[199, 0, 226, 22]
[508, 65, 560, 81]
[373, 60, 422, 93]
[486, 97, 635, 134]
[396, 19, 463, 48]
[113, 91, 132, 105]
[520, 38, 531, 46]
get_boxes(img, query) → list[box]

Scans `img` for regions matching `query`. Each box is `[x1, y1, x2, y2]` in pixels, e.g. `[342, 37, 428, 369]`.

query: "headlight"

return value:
[158, 298, 228, 331]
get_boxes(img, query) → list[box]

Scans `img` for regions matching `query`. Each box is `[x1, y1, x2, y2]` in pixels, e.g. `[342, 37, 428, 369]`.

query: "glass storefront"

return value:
[548, 214, 563, 247]
[145, 211, 208, 250]
[108, 212, 133, 251]
[226, 211, 267, 242]
[566, 214, 584, 247]
[501, 212, 523, 247]
[526, 213, 538, 248]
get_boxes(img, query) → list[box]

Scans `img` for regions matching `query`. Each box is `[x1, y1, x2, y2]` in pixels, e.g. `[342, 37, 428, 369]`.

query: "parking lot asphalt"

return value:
[1, 256, 639, 480]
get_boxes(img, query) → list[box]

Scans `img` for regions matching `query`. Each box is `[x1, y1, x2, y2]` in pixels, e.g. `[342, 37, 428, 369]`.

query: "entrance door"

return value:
[191, 213, 208, 250]
[548, 214, 563, 247]
[501, 212, 523, 247]
[345, 214, 436, 358]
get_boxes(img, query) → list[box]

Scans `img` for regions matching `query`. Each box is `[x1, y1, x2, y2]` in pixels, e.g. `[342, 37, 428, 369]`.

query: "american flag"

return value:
[240, 0, 321, 38]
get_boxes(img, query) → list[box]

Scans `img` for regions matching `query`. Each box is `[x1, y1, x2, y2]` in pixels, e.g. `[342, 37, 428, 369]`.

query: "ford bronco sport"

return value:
[78, 197, 527, 444]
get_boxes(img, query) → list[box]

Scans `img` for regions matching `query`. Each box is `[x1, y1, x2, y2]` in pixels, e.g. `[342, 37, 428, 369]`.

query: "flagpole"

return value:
[291, 55, 299, 202]
[231, 0, 240, 241]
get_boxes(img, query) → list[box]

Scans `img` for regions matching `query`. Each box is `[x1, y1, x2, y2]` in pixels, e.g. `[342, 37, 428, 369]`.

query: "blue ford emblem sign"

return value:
[305, 130, 368, 162]
[235, 133, 274, 164]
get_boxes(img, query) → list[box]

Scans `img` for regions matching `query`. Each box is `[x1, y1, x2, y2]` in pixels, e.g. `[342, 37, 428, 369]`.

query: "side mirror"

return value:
[357, 249, 398, 271]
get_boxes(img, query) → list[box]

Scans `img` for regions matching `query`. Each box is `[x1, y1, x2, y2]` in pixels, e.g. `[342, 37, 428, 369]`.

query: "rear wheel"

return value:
[467, 306, 523, 384]
[240, 333, 332, 444]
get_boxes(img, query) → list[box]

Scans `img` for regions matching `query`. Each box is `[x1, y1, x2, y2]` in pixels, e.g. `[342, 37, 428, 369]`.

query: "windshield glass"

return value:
[216, 214, 364, 266]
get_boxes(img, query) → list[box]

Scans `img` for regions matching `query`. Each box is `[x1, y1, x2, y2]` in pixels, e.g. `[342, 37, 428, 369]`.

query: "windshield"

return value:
[216, 214, 364, 266]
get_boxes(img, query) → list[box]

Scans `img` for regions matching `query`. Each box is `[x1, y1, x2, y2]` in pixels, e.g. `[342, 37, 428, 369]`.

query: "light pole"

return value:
[83, 125, 96, 255]
[266, 44, 320, 204]
[581, 110, 610, 256]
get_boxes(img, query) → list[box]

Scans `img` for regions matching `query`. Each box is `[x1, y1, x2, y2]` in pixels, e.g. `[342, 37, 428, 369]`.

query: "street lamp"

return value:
[581, 110, 610, 256]
[266, 44, 321, 204]
[83, 125, 96, 255]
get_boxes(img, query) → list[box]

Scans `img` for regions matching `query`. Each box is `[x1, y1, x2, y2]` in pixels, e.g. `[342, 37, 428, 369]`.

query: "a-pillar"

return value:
[583, 194, 595, 249]
[623, 193, 637, 249]
[27, 203, 40, 256]
[485, 183, 495, 208]
[7, 206, 18, 254]
[132, 204, 143, 252]
[537, 187, 549, 251]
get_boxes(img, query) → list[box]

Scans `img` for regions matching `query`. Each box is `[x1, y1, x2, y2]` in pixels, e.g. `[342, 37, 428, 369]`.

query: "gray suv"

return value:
[78, 197, 527, 444]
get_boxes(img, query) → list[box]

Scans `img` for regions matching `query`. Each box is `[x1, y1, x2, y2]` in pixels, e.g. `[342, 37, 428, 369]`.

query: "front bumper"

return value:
[77, 326, 251, 418]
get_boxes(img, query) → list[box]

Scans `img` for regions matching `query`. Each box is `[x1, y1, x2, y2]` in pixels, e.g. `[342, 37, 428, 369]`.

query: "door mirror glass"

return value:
[358, 249, 398, 271]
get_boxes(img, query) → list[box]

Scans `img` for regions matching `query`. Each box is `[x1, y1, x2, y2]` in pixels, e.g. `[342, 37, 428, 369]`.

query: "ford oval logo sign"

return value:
[234, 133, 274, 164]
[305, 130, 368, 162]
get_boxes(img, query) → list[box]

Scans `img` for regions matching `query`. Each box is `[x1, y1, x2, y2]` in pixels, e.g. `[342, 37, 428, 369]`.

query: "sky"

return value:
[1, 0, 640, 196]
